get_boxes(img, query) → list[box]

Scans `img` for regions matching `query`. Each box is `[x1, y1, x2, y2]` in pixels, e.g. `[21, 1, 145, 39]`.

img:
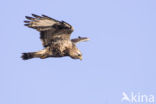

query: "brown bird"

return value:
[21, 14, 89, 60]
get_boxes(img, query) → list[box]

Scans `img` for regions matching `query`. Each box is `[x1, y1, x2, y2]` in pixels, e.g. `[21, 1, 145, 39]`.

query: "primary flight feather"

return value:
[21, 14, 89, 60]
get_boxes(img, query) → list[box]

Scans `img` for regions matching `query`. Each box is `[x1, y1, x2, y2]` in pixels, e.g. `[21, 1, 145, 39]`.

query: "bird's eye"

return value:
[78, 54, 81, 56]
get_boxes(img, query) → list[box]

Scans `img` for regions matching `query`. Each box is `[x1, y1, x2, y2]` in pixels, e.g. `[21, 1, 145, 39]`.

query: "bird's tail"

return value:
[21, 52, 35, 60]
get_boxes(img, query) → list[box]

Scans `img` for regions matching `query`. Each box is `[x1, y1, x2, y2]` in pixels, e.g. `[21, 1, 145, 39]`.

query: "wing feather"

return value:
[71, 36, 89, 43]
[24, 14, 74, 47]
[32, 14, 42, 18]
[25, 16, 35, 20]
[24, 14, 59, 31]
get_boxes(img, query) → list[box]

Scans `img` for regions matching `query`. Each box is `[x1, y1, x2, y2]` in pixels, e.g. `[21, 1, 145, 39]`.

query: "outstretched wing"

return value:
[71, 36, 89, 44]
[24, 14, 60, 31]
[24, 14, 74, 47]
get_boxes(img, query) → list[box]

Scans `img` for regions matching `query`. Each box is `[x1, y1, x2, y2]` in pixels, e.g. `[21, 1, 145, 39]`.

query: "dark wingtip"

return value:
[78, 36, 88, 39]
[42, 14, 51, 19]
[42, 14, 48, 17]
[32, 14, 41, 18]
[24, 24, 29, 26]
[24, 20, 30, 23]
[42, 14, 57, 21]
[25, 16, 35, 20]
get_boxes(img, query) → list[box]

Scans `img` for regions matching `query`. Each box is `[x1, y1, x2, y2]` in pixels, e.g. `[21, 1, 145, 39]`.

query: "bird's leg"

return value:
[39, 47, 53, 59]
[32, 47, 51, 59]
[40, 54, 48, 59]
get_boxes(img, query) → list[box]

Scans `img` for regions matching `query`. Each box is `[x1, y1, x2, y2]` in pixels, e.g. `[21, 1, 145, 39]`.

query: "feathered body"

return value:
[22, 14, 89, 60]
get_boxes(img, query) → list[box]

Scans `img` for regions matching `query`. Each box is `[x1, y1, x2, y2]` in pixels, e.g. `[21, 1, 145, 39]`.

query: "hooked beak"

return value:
[79, 56, 83, 60]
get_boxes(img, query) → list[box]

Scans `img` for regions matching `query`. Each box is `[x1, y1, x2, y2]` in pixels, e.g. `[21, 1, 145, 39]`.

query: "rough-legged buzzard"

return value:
[21, 14, 89, 60]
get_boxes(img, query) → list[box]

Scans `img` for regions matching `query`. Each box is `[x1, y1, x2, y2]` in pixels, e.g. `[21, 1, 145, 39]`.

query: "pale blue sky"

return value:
[0, 0, 156, 104]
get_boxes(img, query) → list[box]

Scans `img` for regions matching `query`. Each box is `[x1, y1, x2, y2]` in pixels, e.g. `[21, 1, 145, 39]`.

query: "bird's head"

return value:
[69, 46, 83, 60]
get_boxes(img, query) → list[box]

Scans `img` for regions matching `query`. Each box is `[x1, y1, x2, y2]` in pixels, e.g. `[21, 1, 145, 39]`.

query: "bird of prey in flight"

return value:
[21, 14, 89, 60]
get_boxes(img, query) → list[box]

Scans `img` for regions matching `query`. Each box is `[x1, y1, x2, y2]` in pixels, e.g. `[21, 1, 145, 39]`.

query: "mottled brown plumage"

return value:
[21, 14, 89, 60]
